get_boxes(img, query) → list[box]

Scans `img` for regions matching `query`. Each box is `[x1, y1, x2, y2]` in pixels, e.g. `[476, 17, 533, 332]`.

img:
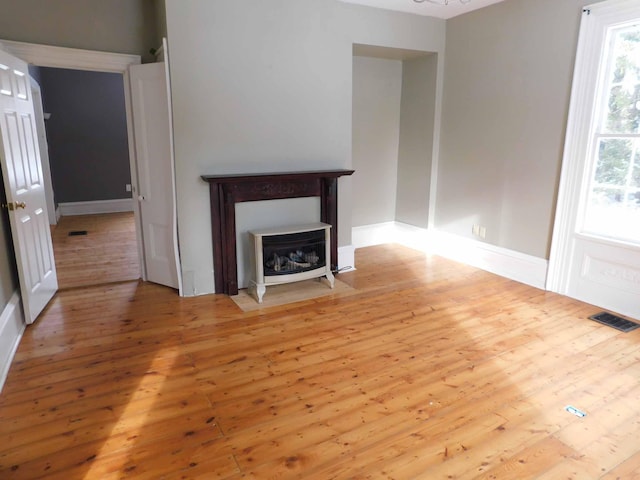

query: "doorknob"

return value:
[1, 201, 26, 211]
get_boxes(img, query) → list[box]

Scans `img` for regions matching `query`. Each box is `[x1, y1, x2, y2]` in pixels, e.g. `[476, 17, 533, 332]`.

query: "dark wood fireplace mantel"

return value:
[202, 169, 354, 295]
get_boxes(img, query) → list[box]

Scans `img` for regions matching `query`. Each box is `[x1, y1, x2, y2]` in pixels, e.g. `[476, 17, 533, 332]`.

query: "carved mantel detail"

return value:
[250, 181, 313, 197]
[202, 170, 354, 296]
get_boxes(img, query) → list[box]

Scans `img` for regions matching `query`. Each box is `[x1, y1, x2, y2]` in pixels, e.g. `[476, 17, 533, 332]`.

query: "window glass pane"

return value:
[583, 186, 640, 242]
[582, 22, 640, 244]
[594, 138, 632, 186]
[604, 26, 640, 134]
[584, 137, 640, 242]
[633, 164, 640, 187]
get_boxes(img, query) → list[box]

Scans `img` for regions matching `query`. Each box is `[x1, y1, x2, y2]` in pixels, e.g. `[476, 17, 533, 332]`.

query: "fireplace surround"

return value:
[202, 170, 354, 296]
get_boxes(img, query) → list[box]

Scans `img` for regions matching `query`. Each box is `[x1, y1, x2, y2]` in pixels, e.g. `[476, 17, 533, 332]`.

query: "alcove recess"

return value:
[202, 170, 354, 296]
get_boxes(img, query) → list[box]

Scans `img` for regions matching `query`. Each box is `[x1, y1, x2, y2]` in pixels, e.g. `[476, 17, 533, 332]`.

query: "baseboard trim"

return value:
[429, 230, 548, 290]
[353, 221, 429, 251]
[57, 198, 134, 216]
[338, 245, 356, 272]
[352, 222, 397, 248]
[352, 222, 548, 290]
[0, 292, 25, 393]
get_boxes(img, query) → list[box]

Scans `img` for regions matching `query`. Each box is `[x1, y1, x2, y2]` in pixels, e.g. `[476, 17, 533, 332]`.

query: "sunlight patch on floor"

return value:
[82, 346, 180, 478]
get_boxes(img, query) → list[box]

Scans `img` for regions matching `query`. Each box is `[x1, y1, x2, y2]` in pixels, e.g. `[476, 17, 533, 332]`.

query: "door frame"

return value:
[0, 39, 148, 281]
[547, 0, 640, 296]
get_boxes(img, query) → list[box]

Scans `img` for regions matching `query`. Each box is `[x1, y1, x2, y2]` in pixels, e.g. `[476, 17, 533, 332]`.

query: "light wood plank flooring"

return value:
[52, 213, 140, 289]
[1, 244, 639, 479]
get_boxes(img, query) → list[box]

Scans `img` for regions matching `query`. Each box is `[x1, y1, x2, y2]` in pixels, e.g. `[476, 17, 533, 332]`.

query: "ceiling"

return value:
[338, 0, 507, 20]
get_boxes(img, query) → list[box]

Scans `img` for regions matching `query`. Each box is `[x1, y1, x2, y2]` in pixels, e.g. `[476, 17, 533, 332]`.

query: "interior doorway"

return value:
[1, 38, 182, 312]
[1, 40, 149, 277]
[31, 66, 141, 289]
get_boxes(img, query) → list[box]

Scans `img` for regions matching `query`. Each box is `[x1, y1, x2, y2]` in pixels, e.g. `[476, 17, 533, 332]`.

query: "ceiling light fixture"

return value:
[413, 0, 471, 5]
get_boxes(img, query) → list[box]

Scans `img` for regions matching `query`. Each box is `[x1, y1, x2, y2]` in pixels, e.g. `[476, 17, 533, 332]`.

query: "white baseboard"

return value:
[57, 198, 134, 216]
[338, 245, 356, 272]
[352, 222, 398, 248]
[429, 230, 548, 290]
[0, 292, 25, 393]
[353, 221, 429, 251]
[352, 222, 548, 290]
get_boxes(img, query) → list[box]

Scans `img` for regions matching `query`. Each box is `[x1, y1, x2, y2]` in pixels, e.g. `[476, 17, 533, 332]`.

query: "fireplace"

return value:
[249, 223, 334, 303]
[202, 170, 354, 296]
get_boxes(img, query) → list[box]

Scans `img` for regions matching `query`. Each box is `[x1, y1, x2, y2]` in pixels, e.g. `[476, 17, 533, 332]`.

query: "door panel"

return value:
[31, 79, 56, 225]
[129, 62, 179, 290]
[0, 47, 57, 324]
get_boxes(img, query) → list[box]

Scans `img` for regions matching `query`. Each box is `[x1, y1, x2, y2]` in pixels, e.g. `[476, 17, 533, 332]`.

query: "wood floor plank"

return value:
[600, 450, 640, 479]
[1, 238, 639, 479]
[52, 212, 140, 289]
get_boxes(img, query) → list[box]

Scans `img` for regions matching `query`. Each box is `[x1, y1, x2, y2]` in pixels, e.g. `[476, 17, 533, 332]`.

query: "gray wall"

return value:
[166, 0, 446, 295]
[0, 0, 160, 62]
[352, 53, 437, 229]
[39, 68, 132, 204]
[396, 54, 438, 228]
[437, 0, 589, 258]
[154, 0, 168, 40]
[0, 0, 600, 304]
[352, 56, 402, 227]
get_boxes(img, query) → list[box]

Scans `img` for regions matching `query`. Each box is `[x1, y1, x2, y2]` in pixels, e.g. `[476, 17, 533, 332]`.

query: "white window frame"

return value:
[547, 0, 640, 293]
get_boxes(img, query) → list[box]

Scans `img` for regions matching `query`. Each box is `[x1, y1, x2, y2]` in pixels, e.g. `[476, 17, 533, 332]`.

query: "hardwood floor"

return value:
[1, 244, 639, 479]
[52, 213, 140, 289]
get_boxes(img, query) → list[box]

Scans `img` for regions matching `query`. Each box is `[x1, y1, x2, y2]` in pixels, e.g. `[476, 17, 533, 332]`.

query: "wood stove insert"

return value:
[249, 222, 334, 303]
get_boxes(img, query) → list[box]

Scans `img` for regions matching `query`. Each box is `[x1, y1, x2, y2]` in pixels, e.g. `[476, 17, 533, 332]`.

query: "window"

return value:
[582, 22, 640, 243]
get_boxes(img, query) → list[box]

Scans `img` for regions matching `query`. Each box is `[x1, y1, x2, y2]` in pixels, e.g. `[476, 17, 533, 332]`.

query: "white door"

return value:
[548, 1, 640, 321]
[30, 78, 56, 226]
[0, 47, 57, 324]
[129, 61, 180, 290]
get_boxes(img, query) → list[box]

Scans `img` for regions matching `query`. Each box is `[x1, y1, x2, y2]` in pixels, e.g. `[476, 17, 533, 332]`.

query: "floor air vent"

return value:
[68, 230, 88, 237]
[589, 312, 640, 332]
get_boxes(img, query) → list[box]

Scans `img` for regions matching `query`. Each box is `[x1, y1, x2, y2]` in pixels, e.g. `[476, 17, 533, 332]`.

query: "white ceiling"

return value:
[338, 0, 507, 20]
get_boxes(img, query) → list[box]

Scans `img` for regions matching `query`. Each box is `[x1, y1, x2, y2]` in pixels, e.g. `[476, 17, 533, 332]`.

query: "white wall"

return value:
[165, 0, 445, 295]
[352, 56, 402, 227]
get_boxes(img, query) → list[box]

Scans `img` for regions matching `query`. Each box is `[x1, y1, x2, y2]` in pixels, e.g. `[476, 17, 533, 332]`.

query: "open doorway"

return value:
[2, 39, 182, 295]
[30, 65, 141, 289]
